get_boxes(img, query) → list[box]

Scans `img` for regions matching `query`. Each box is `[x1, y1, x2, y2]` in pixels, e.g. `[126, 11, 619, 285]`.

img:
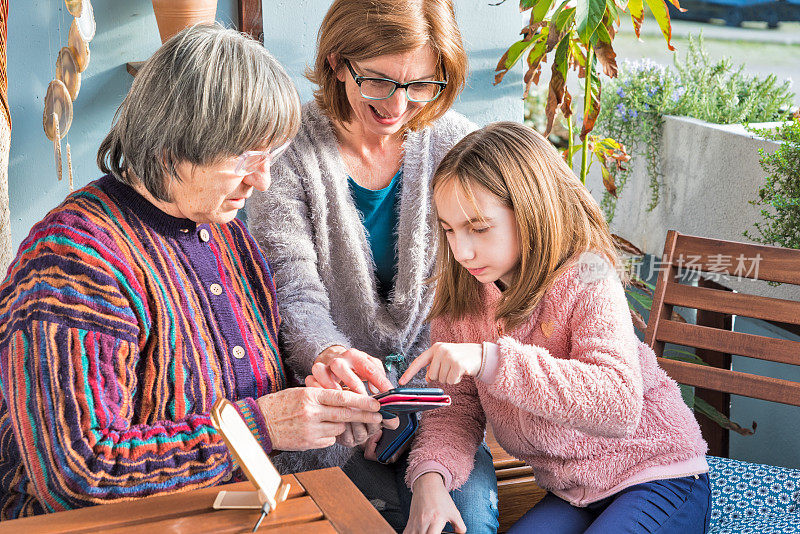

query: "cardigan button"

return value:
[232, 345, 245, 359]
[210, 283, 223, 296]
[199, 228, 210, 242]
[222, 472, 232, 482]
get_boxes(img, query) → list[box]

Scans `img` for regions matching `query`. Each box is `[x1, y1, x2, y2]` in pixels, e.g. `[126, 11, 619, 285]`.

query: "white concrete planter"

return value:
[582, 115, 799, 300]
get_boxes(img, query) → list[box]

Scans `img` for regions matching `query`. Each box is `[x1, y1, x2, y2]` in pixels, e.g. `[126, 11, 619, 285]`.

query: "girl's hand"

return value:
[399, 342, 482, 385]
[404, 473, 466, 534]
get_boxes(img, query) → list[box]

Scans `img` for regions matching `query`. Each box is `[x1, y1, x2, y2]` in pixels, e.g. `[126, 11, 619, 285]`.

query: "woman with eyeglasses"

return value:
[247, 1, 498, 531]
[0, 25, 387, 518]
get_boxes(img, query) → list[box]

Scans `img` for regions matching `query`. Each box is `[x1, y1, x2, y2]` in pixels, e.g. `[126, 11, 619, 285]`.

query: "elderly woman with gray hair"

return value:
[247, 1, 499, 531]
[0, 25, 382, 519]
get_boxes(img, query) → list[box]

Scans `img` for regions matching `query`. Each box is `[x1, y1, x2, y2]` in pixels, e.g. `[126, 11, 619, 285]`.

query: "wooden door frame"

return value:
[238, 0, 263, 42]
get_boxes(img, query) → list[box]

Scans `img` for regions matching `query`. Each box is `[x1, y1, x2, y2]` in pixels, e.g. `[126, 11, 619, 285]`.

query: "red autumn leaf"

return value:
[602, 167, 618, 197]
[579, 77, 601, 140]
[595, 41, 618, 78]
[561, 88, 573, 119]
[630, 309, 647, 333]
[544, 66, 566, 136]
[612, 233, 645, 256]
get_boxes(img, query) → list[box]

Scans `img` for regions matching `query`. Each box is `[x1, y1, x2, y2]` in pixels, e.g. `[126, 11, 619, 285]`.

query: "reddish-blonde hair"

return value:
[307, 0, 467, 131]
[429, 122, 619, 330]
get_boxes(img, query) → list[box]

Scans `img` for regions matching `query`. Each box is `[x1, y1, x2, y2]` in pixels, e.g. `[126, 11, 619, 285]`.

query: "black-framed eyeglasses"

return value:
[344, 59, 447, 103]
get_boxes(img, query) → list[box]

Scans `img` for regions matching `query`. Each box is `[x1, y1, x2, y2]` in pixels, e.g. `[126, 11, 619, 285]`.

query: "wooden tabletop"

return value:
[0, 467, 393, 534]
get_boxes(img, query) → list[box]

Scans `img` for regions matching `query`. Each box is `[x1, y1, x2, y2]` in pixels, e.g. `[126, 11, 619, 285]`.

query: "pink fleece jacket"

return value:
[406, 263, 708, 507]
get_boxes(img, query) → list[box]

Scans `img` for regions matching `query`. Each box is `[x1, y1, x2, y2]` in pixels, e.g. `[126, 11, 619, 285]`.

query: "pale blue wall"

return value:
[6, 1, 522, 251]
[6, 0, 237, 250]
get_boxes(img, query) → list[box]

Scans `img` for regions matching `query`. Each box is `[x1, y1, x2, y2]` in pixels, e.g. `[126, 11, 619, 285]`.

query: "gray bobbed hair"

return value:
[98, 23, 301, 202]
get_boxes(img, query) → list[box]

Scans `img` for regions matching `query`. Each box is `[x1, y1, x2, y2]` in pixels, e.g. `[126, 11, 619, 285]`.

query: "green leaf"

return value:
[531, 0, 556, 22]
[554, 5, 576, 30]
[628, 0, 644, 37]
[663, 349, 709, 366]
[595, 20, 612, 43]
[504, 39, 538, 70]
[643, 0, 675, 51]
[694, 397, 756, 436]
[520, 0, 539, 9]
[625, 288, 653, 309]
[576, 0, 606, 44]
[553, 34, 571, 78]
[679, 384, 694, 408]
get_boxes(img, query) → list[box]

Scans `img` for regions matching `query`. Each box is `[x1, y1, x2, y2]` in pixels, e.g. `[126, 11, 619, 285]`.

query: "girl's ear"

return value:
[328, 54, 346, 82]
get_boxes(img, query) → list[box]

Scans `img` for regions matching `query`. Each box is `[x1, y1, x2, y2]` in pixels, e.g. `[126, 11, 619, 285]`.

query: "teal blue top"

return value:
[348, 169, 402, 300]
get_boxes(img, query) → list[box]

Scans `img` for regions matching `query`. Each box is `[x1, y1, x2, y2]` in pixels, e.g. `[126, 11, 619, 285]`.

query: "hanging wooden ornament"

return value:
[75, 0, 95, 42]
[53, 113, 63, 182]
[64, 0, 83, 18]
[66, 143, 74, 191]
[68, 19, 90, 72]
[56, 47, 81, 100]
[43, 79, 72, 141]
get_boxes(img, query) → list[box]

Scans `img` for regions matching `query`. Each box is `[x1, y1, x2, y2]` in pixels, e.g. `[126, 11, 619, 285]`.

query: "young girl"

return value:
[399, 122, 710, 534]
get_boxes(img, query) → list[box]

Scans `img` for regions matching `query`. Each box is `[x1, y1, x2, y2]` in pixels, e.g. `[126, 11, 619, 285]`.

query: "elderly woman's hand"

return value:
[307, 345, 394, 449]
[310, 345, 393, 394]
[256, 387, 383, 451]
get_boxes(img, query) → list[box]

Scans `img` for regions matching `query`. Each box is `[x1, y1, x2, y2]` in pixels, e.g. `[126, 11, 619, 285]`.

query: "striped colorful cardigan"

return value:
[0, 175, 285, 519]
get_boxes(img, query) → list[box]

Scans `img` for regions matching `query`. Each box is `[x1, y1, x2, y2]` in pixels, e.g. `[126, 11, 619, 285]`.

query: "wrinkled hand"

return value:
[308, 346, 394, 447]
[399, 342, 483, 386]
[310, 345, 393, 394]
[256, 387, 382, 451]
[404, 473, 466, 534]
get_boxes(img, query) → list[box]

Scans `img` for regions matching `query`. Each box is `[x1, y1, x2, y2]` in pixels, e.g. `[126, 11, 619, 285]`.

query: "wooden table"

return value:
[0, 467, 393, 534]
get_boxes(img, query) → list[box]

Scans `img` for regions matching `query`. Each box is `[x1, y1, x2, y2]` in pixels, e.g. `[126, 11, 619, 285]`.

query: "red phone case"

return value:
[378, 394, 449, 404]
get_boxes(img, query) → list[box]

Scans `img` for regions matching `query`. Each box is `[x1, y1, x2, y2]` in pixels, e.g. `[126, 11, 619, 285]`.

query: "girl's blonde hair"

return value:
[429, 121, 619, 330]
[307, 0, 467, 132]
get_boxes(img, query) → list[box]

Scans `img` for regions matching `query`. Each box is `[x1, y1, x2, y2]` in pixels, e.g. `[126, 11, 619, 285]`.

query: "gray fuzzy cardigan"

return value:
[246, 101, 475, 472]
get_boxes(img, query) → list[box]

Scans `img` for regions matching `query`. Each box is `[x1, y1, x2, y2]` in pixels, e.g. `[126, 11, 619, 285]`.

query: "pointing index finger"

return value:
[399, 349, 432, 385]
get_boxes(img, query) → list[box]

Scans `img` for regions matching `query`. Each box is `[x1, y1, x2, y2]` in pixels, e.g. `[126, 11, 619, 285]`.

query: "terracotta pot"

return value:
[151, 0, 218, 44]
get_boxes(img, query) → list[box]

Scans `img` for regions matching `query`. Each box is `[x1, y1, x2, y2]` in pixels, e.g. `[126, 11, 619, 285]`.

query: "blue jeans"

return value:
[509, 473, 711, 533]
[344, 443, 499, 533]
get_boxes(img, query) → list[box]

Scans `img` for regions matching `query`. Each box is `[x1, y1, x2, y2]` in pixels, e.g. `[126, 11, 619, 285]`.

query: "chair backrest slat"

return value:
[656, 320, 800, 366]
[647, 230, 800, 408]
[672, 233, 800, 285]
[658, 358, 800, 406]
[664, 282, 800, 326]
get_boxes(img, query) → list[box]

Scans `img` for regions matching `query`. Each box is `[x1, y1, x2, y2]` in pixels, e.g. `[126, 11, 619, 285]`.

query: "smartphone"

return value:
[375, 412, 418, 464]
[373, 387, 445, 401]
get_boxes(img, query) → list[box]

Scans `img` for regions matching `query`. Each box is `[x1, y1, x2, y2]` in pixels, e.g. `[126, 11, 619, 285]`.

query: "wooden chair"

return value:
[645, 230, 800, 532]
[486, 426, 546, 533]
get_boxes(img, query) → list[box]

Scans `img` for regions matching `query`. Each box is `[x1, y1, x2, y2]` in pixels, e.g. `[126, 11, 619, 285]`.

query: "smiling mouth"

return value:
[369, 105, 401, 123]
[467, 267, 487, 275]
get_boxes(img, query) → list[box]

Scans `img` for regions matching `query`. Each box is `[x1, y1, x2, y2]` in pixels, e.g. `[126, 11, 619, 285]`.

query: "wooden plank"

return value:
[656, 320, 800, 366]
[496, 466, 534, 480]
[96, 496, 323, 534]
[295, 468, 394, 534]
[263, 520, 337, 533]
[673, 233, 800, 285]
[126, 61, 145, 77]
[694, 278, 732, 458]
[645, 230, 680, 354]
[497, 477, 546, 533]
[0, 478, 304, 534]
[664, 281, 800, 326]
[658, 357, 800, 406]
[487, 427, 526, 469]
[238, 0, 263, 41]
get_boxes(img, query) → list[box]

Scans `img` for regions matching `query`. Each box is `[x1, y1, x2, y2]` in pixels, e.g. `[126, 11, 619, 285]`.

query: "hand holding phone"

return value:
[372, 387, 451, 464]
